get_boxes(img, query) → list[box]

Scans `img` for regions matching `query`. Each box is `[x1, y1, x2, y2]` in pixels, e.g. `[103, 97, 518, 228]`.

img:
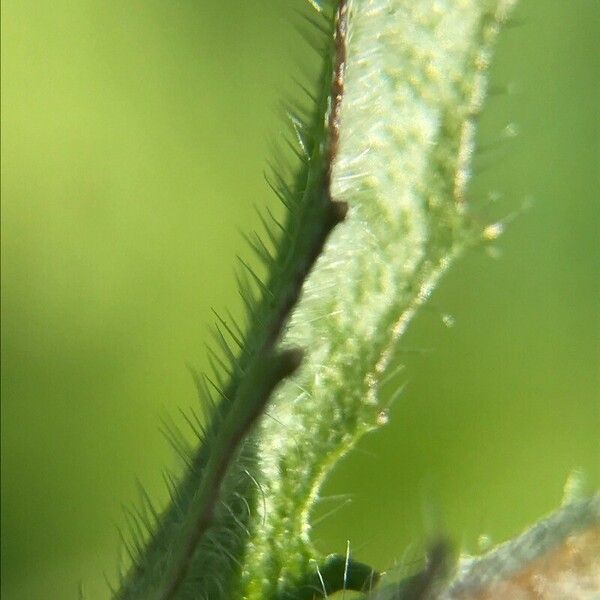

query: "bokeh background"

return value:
[2, 1, 598, 598]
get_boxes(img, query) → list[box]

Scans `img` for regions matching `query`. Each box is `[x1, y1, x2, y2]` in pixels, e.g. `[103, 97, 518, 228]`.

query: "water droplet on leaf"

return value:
[441, 313, 455, 328]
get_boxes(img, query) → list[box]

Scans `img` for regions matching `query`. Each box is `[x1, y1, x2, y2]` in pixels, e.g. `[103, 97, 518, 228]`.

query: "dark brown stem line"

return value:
[325, 0, 348, 187]
[157, 350, 303, 600]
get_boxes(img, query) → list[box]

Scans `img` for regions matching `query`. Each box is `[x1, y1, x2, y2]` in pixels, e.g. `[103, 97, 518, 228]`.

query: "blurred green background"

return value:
[1, 1, 598, 598]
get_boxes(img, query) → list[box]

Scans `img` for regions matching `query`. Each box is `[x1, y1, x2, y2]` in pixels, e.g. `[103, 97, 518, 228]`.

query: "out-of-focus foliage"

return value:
[1, 1, 598, 598]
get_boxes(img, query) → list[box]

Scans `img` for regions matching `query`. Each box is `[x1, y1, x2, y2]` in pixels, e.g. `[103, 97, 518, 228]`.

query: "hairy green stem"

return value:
[112, 1, 518, 599]
[115, 4, 348, 598]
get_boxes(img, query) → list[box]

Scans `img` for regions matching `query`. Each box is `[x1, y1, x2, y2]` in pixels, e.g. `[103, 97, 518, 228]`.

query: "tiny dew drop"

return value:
[441, 313, 455, 328]
[477, 534, 493, 552]
[502, 122, 519, 139]
[376, 410, 389, 426]
[483, 222, 504, 240]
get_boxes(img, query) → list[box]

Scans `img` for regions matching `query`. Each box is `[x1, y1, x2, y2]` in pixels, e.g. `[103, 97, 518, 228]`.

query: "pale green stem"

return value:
[241, 1, 517, 598]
